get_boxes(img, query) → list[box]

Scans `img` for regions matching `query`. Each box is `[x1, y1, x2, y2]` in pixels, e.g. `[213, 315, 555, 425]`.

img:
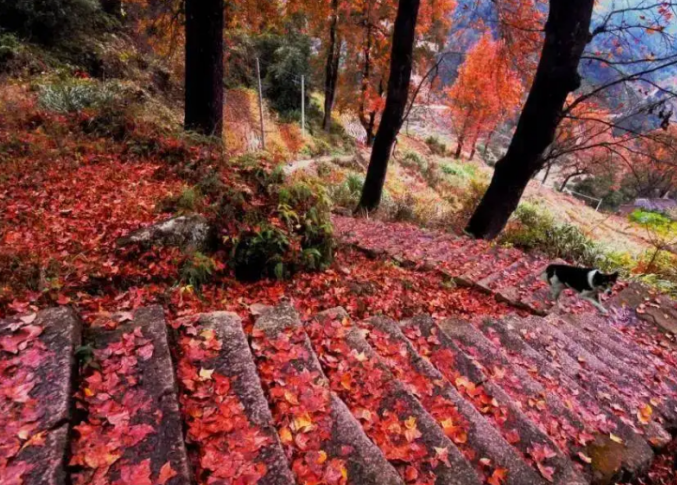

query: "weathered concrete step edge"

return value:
[455, 247, 523, 288]
[181, 312, 295, 485]
[493, 260, 555, 315]
[402, 316, 587, 485]
[79, 306, 192, 485]
[312, 308, 482, 485]
[367, 316, 548, 485]
[477, 317, 655, 480]
[476, 255, 546, 292]
[0, 307, 81, 485]
[459, 317, 655, 483]
[547, 314, 677, 407]
[254, 304, 404, 485]
[506, 316, 672, 449]
[521, 315, 677, 428]
[562, 310, 677, 389]
[442, 319, 606, 482]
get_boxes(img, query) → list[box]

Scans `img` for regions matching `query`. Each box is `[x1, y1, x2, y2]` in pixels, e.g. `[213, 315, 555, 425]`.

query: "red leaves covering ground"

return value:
[173, 318, 272, 483]
[307, 312, 451, 485]
[250, 323, 349, 484]
[70, 323, 176, 485]
[402, 323, 559, 483]
[364, 325, 509, 485]
[0, 315, 48, 483]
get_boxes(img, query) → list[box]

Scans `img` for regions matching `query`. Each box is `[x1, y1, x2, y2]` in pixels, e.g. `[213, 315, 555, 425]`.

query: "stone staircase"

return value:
[3, 288, 677, 485]
[3, 215, 677, 485]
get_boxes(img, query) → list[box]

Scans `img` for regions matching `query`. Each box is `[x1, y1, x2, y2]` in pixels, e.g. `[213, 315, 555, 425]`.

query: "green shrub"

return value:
[501, 204, 601, 265]
[400, 151, 427, 171]
[328, 174, 364, 210]
[426, 136, 446, 156]
[228, 178, 334, 282]
[629, 209, 673, 229]
[158, 186, 204, 214]
[180, 252, 217, 290]
[441, 162, 477, 181]
[231, 226, 290, 281]
[38, 78, 123, 113]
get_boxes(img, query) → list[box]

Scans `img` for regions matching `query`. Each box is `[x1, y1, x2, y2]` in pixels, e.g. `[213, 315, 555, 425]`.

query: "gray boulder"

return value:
[117, 214, 215, 252]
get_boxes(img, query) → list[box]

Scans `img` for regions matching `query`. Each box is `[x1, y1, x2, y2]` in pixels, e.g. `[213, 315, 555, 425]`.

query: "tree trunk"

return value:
[466, 0, 595, 239]
[184, 0, 224, 139]
[455, 137, 464, 159]
[365, 111, 376, 146]
[358, 8, 373, 143]
[469, 130, 480, 160]
[323, 0, 341, 132]
[101, 0, 122, 17]
[559, 171, 583, 191]
[357, 0, 422, 212]
[483, 130, 494, 158]
[542, 162, 552, 184]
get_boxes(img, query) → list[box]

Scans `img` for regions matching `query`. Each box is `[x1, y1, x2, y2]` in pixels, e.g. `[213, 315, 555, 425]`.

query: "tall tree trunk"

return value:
[454, 137, 464, 159]
[184, 0, 224, 139]
[469, 130, 480, 160]
[542, 162, 552, 184]
[323, 0, 341, 132]
[358, 8, 373, 143]
[465, 0, 594, 239]
[357, 0, 422, 212]
[483, 129, 494, 158]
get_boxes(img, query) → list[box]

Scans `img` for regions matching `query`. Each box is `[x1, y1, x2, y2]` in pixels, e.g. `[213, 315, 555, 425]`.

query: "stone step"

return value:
[0, 307, 81, 485]
[364, 316, 548, 485]
[401, 315, 587, 485]
[493, 260, 555, 314]
[545, 313, 677, 422]
[609, 282, 677, 336]
[455, 247, 523, 288]
[252, 304, 404, 485]
[517, 315, 677, 429]
[505, 316, 672, 449]
[308, 308, 483, 485]
[70, 306, 192, 485]
[471, 318, 655, 482]
[172, 312, 295, 485]
[442, 319, 616, 482]
[562, 309, 677, 390]
[477, 256, 549, 293]
[606, 288, 677, 373]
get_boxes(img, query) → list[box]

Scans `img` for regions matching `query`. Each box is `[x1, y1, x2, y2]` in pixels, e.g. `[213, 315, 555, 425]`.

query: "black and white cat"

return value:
[543, 264, 619, 314]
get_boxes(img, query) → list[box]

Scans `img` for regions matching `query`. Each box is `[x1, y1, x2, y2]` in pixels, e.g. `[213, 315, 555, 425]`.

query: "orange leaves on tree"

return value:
[445, 33, 523, 157]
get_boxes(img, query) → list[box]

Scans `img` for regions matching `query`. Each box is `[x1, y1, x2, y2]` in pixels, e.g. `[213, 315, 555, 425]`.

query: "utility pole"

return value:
[256, 57, 266, 150]
[301, 75, 306, 138]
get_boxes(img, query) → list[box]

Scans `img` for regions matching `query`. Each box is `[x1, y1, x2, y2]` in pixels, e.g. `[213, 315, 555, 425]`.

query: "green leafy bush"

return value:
[426, 136, 447, 156]
[38, 78, 123, 113]
[180, 252, 218, 290]
[501, 204, 601, 265]
[229, 178, 334, 282]
[400, 151, 427, 171]
[231, 226, 290, 281]
[328, 174, 364, 210]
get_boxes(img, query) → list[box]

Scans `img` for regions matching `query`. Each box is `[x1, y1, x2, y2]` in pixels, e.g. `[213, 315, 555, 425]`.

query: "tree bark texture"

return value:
[185, 0, 225, 139]
[465, 0, 595, 239]
[357, 0, 422, 212]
